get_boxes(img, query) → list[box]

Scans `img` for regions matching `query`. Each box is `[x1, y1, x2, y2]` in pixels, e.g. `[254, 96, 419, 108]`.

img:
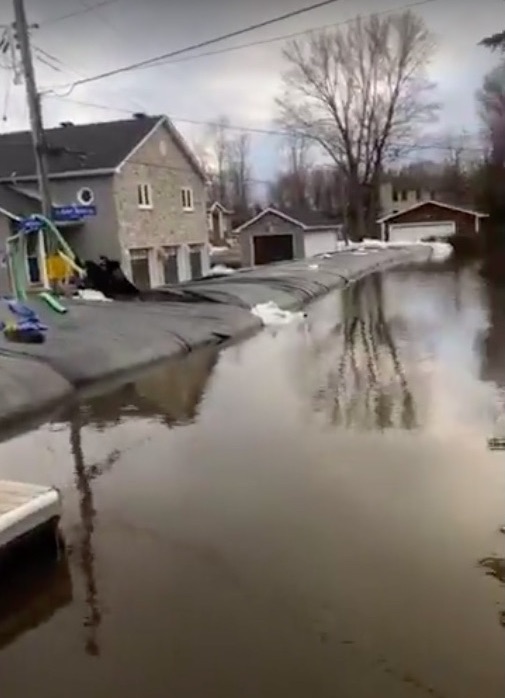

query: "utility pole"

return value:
[12, 0, 52, 219]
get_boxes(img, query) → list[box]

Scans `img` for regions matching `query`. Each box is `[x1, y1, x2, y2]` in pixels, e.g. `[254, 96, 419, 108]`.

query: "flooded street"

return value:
[0, 266, 504, 698]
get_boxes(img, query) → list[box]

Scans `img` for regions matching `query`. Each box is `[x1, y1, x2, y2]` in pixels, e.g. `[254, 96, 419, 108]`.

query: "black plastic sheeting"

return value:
[0, 245, 432, 435]
[144, 247, 429, 309]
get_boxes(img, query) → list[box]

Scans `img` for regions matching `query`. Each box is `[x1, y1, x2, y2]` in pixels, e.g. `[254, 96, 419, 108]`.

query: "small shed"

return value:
[377, 200, 488, 243]
[236, 207, 343, 267]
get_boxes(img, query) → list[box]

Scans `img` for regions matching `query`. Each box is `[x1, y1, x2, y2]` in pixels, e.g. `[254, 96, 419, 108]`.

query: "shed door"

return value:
[253, 234, 294, 265]
[389, 221, 455, 243]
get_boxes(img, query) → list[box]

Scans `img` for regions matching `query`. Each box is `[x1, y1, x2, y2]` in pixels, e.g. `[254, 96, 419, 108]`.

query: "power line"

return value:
[131, 0, 438, 72]
[37, 0, 127, 28]
[33, 0, 434, 78]
[42, 94, 487, 154]
[130, 159, 274, 186]
[44, 0, 347, 93]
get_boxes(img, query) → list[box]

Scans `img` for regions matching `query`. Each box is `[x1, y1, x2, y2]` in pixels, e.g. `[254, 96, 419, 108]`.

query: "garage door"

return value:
[129, 247, 152, 289]
[389, 221, 455, 243]
[304, 231, 339, 258]
[253, 234, 294, 265]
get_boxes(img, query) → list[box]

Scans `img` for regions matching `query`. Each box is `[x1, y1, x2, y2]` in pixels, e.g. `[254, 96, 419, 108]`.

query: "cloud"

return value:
[1, 0, 504, 183]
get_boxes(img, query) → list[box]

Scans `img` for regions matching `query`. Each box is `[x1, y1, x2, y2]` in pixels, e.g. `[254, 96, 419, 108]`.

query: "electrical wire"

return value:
[130, 0, 438, 72]
[41, 94, 487, 154]
[35, 1, 438, 82]
[37, 0, 127, 28]
[33, 44, 148, 114]
[45, 0, 348, 92]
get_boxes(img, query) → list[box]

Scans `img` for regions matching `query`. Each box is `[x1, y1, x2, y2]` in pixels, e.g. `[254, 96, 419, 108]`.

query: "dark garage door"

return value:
[253, 234, 294, 265]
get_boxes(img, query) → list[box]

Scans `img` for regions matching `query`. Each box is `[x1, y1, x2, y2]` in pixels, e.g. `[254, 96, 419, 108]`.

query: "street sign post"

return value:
[51, 204, 97, 222]
[17, 217, 44, 233]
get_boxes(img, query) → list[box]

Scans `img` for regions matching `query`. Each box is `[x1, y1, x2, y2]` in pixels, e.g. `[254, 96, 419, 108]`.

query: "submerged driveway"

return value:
[0, 266, 503, 698]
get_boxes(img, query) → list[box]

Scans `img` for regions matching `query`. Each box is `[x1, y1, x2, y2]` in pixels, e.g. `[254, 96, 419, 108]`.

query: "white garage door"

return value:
[304, 230, 339, 257]
[389, 221, 455, 243]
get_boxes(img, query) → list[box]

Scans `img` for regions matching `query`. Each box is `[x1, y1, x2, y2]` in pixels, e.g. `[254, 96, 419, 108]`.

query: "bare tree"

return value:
[480, 30, 505, 53]
[475, 63, 505, 251]
[269, 133, 312, 208]
[276, 11, 439, 238]
[478, 63, 505, 166]
[207, 116, 231, 205]
[228, 132, 251, 216]
[203, 116, 252, 216]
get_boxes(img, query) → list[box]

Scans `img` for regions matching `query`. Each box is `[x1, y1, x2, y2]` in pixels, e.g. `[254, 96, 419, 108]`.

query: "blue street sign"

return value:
[52, 204, 97, 222]
[17, 217, 44, 233]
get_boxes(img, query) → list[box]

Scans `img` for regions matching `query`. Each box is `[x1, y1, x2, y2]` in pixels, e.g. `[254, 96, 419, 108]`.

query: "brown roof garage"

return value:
[377, 200, 488, 244]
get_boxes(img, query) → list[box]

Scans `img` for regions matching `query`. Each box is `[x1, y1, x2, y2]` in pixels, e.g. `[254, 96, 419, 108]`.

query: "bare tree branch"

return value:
[276, 10, 439, 238]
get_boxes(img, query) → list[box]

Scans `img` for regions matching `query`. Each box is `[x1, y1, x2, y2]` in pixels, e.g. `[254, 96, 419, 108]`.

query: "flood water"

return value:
[0, 266, 504, 698]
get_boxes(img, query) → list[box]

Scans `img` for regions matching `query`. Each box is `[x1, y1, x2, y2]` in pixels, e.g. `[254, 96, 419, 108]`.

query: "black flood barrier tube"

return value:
[0, 244, 433, 439]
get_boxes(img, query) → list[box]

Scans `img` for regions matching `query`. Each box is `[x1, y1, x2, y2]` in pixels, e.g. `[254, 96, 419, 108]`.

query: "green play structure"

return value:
[6, 214, 85, 303]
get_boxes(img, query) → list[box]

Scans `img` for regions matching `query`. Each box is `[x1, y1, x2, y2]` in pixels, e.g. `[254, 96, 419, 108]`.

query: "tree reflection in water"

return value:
[481, 282, 505, 395]
[65, 347, 220, 656]
[310, 274, 417, 431]
[78, 346, 220, 432]
[479, 281, 505, 630]
[70, 411, 102, 658]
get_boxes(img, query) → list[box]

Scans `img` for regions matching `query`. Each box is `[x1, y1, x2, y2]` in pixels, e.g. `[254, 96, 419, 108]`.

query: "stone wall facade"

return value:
[113, 120, 208, 285]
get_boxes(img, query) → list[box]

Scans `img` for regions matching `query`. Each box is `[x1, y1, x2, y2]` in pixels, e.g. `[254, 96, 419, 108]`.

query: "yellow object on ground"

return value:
[46, 254, 72, 283]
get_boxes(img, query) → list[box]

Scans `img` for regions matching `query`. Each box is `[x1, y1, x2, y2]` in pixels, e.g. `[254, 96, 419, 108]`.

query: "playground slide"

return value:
[39, 292, 68, 314]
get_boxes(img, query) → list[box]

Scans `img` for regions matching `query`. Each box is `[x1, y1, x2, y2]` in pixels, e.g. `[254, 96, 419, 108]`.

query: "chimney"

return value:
[133, 112, 147, 119]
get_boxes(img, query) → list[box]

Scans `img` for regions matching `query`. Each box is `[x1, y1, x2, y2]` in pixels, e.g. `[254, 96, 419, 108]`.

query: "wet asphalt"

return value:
[0, 265, 503, 698]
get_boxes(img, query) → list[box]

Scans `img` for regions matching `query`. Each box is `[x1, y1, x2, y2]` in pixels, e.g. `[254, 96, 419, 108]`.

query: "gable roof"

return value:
[208, 201, 233, 215]
[236, 207, 342, 233]
[0, 114, 205, 182]
[377, 199, 489, 223]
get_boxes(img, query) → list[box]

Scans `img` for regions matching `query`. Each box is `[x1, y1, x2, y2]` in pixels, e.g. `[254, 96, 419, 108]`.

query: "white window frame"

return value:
[137, 183, 153, 209]
[181, 187, 194, 212]
[128, 247, 155, 288]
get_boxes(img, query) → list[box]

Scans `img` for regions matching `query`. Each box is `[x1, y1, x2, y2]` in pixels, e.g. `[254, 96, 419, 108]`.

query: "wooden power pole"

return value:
[12, 0, 52, 219]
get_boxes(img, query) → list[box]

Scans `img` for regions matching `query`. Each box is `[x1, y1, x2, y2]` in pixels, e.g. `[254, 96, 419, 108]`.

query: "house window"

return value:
[189, 244, 202, 279]
[181, 187, 194, 211]
[137, 183, 152, 209]
[415, 189, 422, 201]
[129, 247, 151, 289]
[163, 246, 179, 284]
[392, 189, 399, 202]
[401, 190, 408, 201]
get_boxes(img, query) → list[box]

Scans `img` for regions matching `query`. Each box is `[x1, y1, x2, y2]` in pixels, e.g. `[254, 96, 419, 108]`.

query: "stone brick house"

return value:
[0, 114, 209, 293]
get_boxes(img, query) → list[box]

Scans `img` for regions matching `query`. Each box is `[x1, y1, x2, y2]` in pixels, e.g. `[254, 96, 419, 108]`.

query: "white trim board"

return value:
[378, 199, 489, 223]
[236, 207, 343, 234]
[235, 207, 305, 233]
[116, 116, 207, 182]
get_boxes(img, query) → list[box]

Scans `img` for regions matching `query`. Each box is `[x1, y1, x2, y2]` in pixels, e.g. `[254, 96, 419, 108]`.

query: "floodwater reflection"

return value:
[0, 267, 504, 698]
[305, 275, 417, 430]
[70, 411, 102, 657]
[77, 345, 220, 430]
[0, 557, 72, 652]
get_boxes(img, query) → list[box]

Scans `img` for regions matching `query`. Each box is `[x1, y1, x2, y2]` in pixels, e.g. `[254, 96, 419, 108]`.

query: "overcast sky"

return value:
[0, 0, 503, 188]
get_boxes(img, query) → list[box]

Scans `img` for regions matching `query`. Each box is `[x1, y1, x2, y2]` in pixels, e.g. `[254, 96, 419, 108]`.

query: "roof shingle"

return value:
[0, 115, 161, 180]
